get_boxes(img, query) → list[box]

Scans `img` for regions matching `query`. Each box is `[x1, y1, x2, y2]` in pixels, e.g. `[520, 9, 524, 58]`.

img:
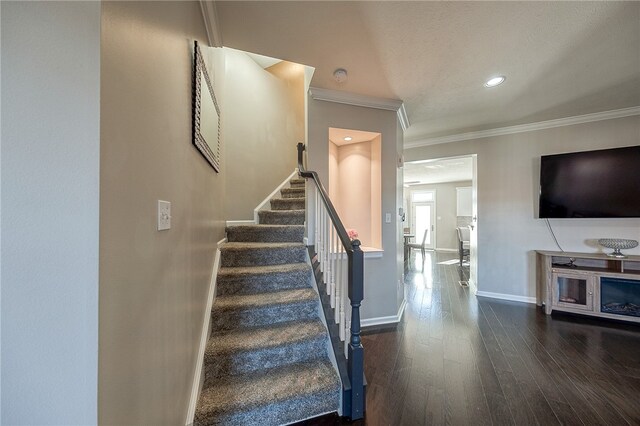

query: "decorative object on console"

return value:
[598, 238, 639, 258]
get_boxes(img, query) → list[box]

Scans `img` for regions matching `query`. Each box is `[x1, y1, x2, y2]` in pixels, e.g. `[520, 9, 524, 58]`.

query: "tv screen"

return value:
[539, 146, 640, 218]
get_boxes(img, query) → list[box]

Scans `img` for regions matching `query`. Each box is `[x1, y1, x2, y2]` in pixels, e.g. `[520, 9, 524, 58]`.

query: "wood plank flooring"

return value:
[300, 251, 640, 426]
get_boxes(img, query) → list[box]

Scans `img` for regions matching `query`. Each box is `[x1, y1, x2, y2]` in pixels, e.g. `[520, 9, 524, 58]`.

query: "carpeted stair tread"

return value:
[216, 263, 312, 295]
[270, 197, 306, 210]
[211, 288, 319, 330]
[214, 287, 317, 312]
[194, 359, 340, 426]
[208, 319, 326, 356]
[281, 187, 305, 198]
[218, 262, 310, 278]
[223, 241, 305, 248]
[290, 178, 305, 187]
[203, 320, 328, 379]
[196, 174, 340, 425]
[226, 224, 304, 243]
[258, 209, 305, 225]
[221, 242, 307, 267]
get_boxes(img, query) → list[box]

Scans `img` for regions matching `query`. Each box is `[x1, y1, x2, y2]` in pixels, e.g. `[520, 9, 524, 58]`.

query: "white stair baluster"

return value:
[329, 224, 336, 309]
[339, 246, 346, 341]
[320, 205, 325, 278]
[313, 186, 316, 244]
[326, 220, 333, 305]
[315, 188, 321, 268]
[322, 205, 327, 278]
[344, 312, 351, 358]
[334, 236, 340, 322]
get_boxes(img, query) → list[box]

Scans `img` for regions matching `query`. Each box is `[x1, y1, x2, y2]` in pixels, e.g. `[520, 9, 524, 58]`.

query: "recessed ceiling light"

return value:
[484, 76, 506, 88]
[344, 136, 352, 141]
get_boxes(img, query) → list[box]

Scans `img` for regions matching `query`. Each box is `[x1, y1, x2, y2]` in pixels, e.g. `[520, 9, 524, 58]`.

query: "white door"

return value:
[412, 201, 436, 250]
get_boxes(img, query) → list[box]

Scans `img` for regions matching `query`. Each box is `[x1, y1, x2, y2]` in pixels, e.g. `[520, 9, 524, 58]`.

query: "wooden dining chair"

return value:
[457, 226, 470, 266]
[407, 229, 429, 258]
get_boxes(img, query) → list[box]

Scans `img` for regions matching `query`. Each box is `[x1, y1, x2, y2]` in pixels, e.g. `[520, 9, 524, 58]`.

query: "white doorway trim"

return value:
[403, 154, 478, 291]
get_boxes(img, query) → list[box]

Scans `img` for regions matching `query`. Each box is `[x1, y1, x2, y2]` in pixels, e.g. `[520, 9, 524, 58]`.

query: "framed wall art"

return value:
[193, 40, 221, 172]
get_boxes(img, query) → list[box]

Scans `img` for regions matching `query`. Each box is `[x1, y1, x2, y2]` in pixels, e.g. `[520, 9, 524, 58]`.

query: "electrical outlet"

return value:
[158, 200, 171, 231]
[385, 213, 391, 223]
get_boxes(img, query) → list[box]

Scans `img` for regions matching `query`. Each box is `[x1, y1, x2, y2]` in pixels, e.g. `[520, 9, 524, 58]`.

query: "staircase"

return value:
[194, 178, 341, 425]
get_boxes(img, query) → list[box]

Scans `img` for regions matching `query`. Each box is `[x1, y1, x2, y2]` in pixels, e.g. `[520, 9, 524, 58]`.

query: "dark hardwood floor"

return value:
[302, 251, 640, 426]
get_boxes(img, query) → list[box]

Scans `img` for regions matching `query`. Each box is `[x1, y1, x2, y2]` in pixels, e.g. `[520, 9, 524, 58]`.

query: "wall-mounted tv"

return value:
[539, 145, 640, 218]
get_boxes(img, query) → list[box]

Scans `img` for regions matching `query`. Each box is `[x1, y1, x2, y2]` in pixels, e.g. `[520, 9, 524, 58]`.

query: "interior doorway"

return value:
[403, 155, 478, 287]
[410, 194, 436, 250]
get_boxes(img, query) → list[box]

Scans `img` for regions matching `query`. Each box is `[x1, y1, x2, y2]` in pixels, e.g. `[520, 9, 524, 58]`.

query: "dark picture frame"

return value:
[193, 40, 221, 172]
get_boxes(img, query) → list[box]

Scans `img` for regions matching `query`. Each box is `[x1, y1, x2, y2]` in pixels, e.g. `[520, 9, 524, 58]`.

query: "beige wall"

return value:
[370, 136, 382, 249]
[99, 2, 225, 425]
[406, 180, 472, 250]
[328, 141, 339, 202]
[309, 100, 404, 320]
[404, 115, 640, 300]
[329, 139, 382, 249]
[224, 50, 304, 220]
[2, 2, 101, 423]
[267, 61, 306, 144]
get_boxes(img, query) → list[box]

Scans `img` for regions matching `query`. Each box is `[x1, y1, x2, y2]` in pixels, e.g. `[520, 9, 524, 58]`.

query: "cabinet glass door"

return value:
[553, 273, 593, 311]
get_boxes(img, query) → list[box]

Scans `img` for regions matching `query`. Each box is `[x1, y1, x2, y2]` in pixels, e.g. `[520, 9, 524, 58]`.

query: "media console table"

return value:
[537, 250, 640, 324]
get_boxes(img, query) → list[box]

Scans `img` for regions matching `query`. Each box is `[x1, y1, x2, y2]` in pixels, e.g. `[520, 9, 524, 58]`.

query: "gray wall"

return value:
[1, 2, 101, 424]
[404, 115, 640, 300]
[406, 180, 472, 250]
[99, 2, 224, 424]
[308, 100, 404, 320]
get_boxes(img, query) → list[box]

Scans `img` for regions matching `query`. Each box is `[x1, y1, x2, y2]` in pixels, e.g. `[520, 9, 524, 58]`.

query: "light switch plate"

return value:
[158, 200, 171, 231]
[385, 213, 391, 223]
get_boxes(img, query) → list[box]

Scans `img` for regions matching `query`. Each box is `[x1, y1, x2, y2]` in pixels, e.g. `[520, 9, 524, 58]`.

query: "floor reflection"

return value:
[403, 250, 471, 321]
[313, 249, 640, 425]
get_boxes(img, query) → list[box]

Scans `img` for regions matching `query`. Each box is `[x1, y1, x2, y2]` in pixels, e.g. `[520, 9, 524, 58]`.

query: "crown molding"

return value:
[309, 87, 409, 131]
[397, 104, 410, 132]
[404, 106, 640, 149]
[200, 1, 222, 48]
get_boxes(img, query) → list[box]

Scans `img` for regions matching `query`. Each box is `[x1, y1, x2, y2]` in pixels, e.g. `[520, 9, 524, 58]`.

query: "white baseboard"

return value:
[186, 237, 226, 426]
[253, 169, 299, 222]
[226, 220, 255, 226]
[361, 298, 407, 328]
[475, 290, 536, 304]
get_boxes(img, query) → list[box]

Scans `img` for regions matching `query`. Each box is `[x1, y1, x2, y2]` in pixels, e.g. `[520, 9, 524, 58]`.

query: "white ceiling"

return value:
[216, 1, 640, 144]
[404, 157, 473, 185]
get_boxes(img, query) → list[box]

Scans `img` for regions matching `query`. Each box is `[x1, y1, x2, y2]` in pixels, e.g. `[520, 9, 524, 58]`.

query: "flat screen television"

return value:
[539, 145, 640, 218]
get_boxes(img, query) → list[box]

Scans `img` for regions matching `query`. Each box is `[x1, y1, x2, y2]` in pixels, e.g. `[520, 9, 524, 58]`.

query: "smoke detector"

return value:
[333, 68, 348, 84]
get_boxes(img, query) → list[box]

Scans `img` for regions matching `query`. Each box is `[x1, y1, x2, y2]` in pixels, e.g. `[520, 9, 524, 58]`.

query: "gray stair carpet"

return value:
[258, 209, 305, 225]
[195, 178, 340, 426]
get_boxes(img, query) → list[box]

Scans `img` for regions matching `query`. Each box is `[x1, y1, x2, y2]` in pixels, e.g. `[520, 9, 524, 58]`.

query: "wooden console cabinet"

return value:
[537, 250, 640, 324]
